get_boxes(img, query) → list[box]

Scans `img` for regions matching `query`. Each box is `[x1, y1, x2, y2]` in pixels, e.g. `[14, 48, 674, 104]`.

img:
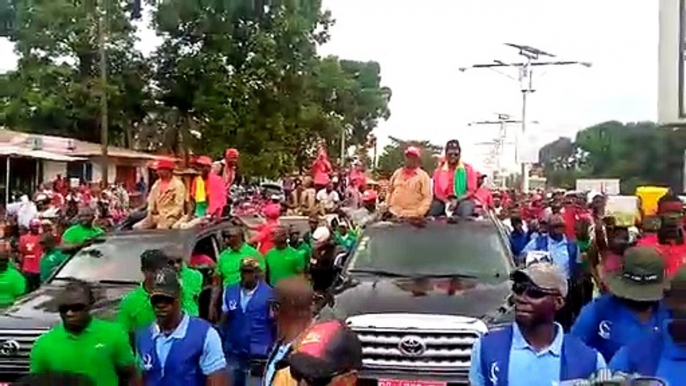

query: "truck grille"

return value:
[347, 314, 487, 373]
[0, 330, 48, 377]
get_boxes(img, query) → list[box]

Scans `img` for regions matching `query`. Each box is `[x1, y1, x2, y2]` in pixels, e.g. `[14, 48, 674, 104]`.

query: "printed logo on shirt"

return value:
[94, 343, 105, 349]
[228, 300, 237, 311]
[598, 320, 612, 340]
[142, 354, 153, 370]
[489, 362, 499, 386]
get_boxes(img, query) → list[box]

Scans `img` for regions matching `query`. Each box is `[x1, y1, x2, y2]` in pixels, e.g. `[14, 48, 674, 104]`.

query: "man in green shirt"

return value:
[167, 247, 203, 317]
[117, 249, 197, 333]
[216, 227, 265, 287]
[30, 281, 139, 386]
[39, 233, 70, 283]
[61, 207, 105, 250]
[0, 246, 26, 307]
[265, 226, 304, 286]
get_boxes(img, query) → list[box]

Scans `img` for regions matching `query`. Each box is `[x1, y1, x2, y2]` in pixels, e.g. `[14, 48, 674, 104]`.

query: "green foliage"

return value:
[0, 0, 391, 178]
[376, 136, 442, 178]
[538, 121, 686, 193]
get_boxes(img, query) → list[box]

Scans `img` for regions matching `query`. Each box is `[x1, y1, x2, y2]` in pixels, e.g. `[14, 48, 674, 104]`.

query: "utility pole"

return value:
[471, 114, 525, 187]
[98, 0, 109, 186]
[460, 44, 591, 192]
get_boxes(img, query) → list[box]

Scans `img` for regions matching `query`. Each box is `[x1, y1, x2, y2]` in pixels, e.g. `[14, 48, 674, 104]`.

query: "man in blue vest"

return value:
[220, 257, 274, 386]
[571, 246, 670, 362]
[521, 214, 580, 329]
[135, 268, 228, 386]
[608, 265, 686, 384]
[469, 263, 605, 386]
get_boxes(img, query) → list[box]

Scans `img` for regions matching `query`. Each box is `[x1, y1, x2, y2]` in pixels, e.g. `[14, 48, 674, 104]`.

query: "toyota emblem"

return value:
[398, 335, 426, 356]
[0, 340, 19, 356]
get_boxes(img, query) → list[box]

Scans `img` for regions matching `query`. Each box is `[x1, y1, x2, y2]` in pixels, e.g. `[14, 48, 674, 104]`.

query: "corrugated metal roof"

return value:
[0, 144, 86, 161]
[0, 128, 173, 161]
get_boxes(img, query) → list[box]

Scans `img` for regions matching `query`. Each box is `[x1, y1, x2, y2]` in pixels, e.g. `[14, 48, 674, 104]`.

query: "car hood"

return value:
[0, 283, 136, 329]
[328, 276, 512, 322]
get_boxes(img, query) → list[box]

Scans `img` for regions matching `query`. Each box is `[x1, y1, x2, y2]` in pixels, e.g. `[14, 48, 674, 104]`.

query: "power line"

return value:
[460, 43, 591, 191]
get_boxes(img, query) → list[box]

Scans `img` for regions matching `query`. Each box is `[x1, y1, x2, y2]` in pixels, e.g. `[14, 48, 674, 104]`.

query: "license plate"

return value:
[378, 379, 447, 386]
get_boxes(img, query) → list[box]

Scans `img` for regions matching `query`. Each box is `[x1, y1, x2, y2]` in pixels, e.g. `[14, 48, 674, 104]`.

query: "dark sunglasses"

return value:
[512, 282, 559, 299]
[290, 367, 342, 386]
[168, 258, 183, 266]
[150, 295, 175, 306]
[58, 303, 88, 314]
[269, 300, 281, 312]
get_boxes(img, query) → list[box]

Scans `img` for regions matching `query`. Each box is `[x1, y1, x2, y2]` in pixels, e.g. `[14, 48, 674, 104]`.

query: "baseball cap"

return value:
[312, 227, 330, 244]
[605, 246, 668, 302]
[404, 146, 421, 157]
[194, 156, 213, 167]
[283, 320, 363, 379]
[140, 249, 170, 271]
[445, 140, 461, 151]
[361, 190, 377, 202]
[149, 268, 182, 298]
[240, 257, 261, 272]
[154, 159, 175, 170]
[511, 263, 569, 297]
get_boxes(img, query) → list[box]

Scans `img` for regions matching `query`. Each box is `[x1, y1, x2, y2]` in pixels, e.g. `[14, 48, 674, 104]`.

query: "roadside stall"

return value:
[0, 144, 85, 207]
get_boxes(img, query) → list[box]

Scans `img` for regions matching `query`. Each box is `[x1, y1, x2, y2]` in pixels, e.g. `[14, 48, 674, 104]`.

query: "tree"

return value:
[539, 121, 686, 193]
[0, 0, 150, 146]
[376, 136, 442, 178]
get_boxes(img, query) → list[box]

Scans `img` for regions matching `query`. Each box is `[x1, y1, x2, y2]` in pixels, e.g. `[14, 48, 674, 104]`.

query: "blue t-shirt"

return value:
[571, 295, 669, 361]
[609, 328, 686, 385]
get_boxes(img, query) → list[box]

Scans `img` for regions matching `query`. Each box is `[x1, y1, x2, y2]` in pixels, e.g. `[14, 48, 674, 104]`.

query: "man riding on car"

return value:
[133, 159, 185, 230]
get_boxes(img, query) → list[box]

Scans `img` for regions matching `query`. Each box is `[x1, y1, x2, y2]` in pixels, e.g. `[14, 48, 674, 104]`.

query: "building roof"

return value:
[0, 128, 171, 161]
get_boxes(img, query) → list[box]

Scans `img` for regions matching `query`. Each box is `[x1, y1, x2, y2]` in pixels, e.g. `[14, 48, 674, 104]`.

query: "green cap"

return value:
[606, 246, 667, 302]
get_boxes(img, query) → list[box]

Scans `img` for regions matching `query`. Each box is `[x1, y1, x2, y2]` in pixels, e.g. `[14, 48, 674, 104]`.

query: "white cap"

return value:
[312, 227, 331, 243]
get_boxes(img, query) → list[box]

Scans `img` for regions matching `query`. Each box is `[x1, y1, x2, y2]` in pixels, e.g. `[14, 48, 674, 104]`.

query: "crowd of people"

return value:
[1, 138, 686, 386]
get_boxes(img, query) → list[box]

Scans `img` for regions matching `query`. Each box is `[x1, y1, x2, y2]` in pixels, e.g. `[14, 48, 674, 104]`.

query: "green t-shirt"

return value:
[40, 248, 70, 283]
[265, 246, 304, 286]
[0, 267, 26, 307]
[216, 244, 265, 286]
[180, 265, 203, 317]
[30, 319, 135, 386]
[61, 224, 105, 245]
[116, 281, 198, 333]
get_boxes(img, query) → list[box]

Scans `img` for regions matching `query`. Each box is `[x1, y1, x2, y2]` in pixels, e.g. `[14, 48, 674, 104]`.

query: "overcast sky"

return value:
[0, 0, 659, 171]
[319, 0, 659, 171]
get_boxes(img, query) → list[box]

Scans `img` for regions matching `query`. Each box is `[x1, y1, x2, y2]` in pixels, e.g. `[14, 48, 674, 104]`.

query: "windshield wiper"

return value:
[97, 279, 138, 285]
[411, 273, 478, 279]
[51, 276, 82, 282]
[347, 268, 410, 277]
[348, 269, 478, 280]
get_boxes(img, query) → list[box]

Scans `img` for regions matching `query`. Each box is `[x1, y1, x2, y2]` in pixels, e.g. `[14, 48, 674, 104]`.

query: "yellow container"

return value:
[635, 186, 670, 217]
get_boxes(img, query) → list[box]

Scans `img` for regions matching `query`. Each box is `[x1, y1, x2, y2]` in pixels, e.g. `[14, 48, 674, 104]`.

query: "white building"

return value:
[659, 0, 686, 126]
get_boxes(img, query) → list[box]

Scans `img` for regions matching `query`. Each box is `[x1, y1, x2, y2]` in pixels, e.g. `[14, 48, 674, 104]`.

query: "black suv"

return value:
[319, 216, 515, 386]
[0, 223, 231, 382]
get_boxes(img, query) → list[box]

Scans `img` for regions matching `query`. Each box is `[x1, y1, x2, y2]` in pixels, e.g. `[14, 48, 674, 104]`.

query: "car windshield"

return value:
[53, 237, 178, 283]
[348, 221, 511, 278]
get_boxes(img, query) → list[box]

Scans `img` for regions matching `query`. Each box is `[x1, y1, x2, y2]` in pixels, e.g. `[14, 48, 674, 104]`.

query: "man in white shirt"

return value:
[316, 183, 340, 213]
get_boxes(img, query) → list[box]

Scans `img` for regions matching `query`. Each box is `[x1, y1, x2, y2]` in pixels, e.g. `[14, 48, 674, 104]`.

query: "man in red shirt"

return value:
[430, 139, 478, 217]
[473, 174, 493, 210]
[18, 219, 44, 291]
[637, 193, 686, 276]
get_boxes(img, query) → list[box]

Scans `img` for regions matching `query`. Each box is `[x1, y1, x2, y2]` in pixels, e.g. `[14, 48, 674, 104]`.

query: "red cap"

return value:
[361, 190, 378, 202]
[263, 204, 281, 219]
[155, 159, 175, 170]
[404, 146, 421, 157]
[225, 148, 239, 159]
[194, 156, 213, 167]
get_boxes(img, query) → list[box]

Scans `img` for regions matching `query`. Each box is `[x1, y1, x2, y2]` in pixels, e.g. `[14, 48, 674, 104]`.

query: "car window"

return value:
[53, 238, 177, 283]
[348, 222, 511, 278]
